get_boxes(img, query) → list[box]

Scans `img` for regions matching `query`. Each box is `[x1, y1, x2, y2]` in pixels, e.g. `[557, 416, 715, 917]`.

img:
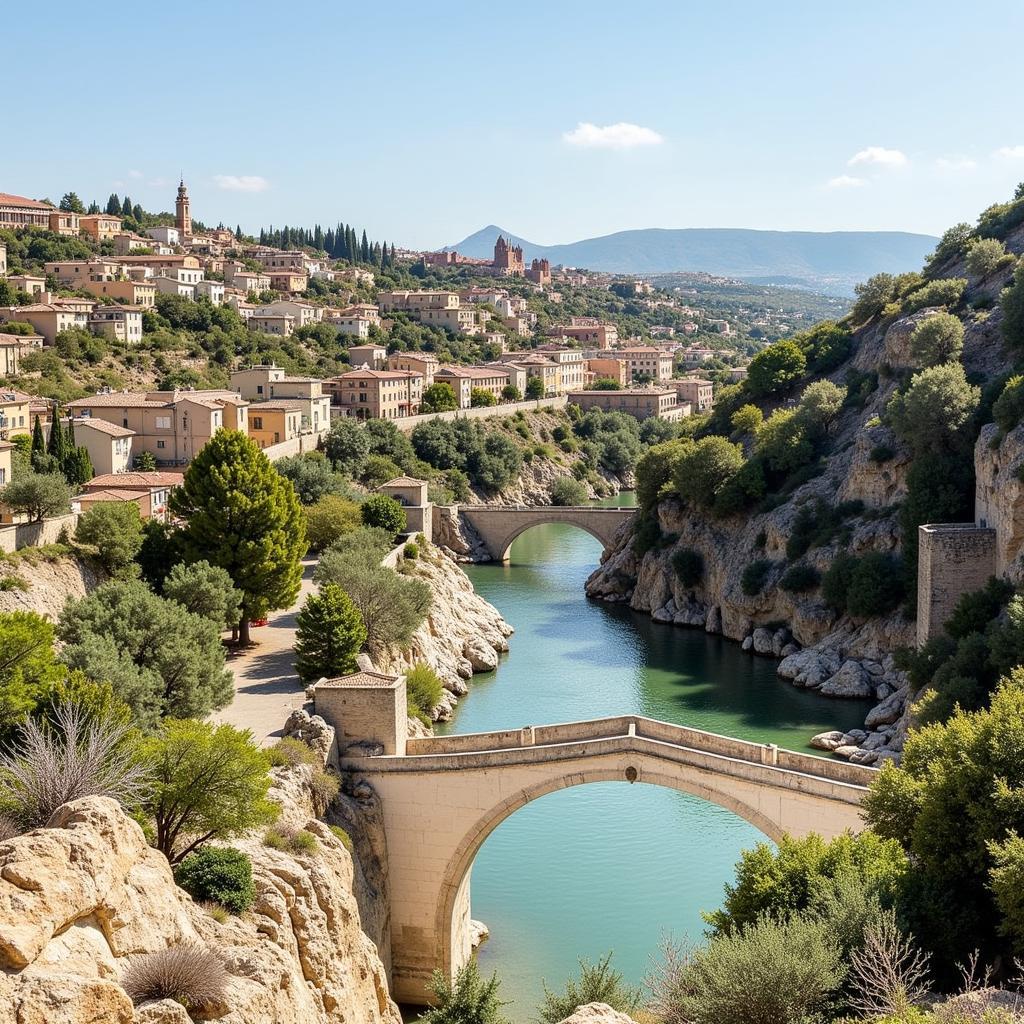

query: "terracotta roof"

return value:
[78, 489, 148, 503]
[316, 670, 401, 689]
[250, 399, 308, 411]
[0, 389, 32, 404]
[69, 418, 134, 437]
[380, 476, 427, 488]
[0, 332, 43, 344]
[0, 193, 55, 210]
[86, 472, 183, 489]
[335, 369, 419, 380]
[68, 393, 160, 409]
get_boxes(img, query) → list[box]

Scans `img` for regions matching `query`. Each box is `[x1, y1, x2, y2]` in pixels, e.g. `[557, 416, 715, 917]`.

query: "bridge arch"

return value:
[433, 758, 789, 986]
[492, 518, 611, 561]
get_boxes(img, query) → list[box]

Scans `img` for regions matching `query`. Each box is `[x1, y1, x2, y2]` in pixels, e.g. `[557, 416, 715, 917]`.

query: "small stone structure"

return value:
[376, 476, 432, 543]
[458, 504, 634, 561]
[917, 523, 996, 646]
[340, 715, 874, 1003]
[313, 671, 407, 756]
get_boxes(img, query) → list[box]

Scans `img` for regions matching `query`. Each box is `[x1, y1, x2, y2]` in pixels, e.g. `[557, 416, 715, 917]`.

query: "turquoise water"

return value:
[438, 494, 872, 1019]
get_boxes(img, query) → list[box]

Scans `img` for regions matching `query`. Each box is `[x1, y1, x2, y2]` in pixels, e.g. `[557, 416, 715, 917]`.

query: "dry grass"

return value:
[122, 943, 228, 1009]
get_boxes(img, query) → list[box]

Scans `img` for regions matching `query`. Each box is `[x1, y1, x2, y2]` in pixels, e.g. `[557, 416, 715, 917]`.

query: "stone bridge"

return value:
[339, 713, 875, 1003]
[458, 504, 634, 561]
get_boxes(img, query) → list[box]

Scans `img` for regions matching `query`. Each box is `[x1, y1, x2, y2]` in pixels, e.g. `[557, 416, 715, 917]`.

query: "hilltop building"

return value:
[493, 236, 524, 277]
[175, 179, 192, 237]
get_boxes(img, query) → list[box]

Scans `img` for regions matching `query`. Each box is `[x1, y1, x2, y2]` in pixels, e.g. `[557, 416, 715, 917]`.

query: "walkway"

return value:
[213, 558, 317, 745]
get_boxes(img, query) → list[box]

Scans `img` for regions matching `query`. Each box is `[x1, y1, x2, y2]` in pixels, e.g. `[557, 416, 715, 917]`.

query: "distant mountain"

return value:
[445, 224, 938, 296]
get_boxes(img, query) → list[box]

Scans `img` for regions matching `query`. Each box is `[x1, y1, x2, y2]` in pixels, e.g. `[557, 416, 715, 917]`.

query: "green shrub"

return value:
[945, 577, 1014, 640]
[712, 457, 767, 517]
[263, 826, 319, 855]
[293, 583, 366, 683]
[308, 765, 340, 812]
[75, 502, 144, 577]
[549, 476, 588, 506]
[267, 736, 320, 767]
[902, 277, 967, 314]
[886, 363, 980, 456]
[360, 494, 407, 535]
[538, 953, 640, 1024]
[822, 552, 858, 613]
[741, 559, 773, 596]
[730, 404, 763, 435]
[403, 542, 419, 560]
[746, 340, 807, 397]
[966, 237, 1012, 278]
[406, 663, 444, 723]
[420, 959, 509, 1024]
[672, 548, 704, 587]
[329, 824, 353, 851]
[290, 828, 318, 854]
[174, 847, 255, 914]
[909, 312, 964, 367]
[671, 436, 744, 507]
[846, 552, 905, 618]
[304, 495, 363, 552]
[993, 375, 1024, 432]
[870, 445, 895, 463]
[1002, 259, 1024, 350]
[779, 563, 820, 593]
[632, 513, 663, 556]
[635, 439, 689, 510]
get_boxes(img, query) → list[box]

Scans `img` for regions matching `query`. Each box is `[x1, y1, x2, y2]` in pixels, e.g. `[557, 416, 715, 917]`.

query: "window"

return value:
[155, 415, 171, 430]
[252, 417, 263, 430]
[157, 440, 165, 449]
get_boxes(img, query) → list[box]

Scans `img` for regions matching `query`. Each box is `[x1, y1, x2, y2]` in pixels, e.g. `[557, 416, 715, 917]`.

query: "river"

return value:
[438, 494, 872, 1019]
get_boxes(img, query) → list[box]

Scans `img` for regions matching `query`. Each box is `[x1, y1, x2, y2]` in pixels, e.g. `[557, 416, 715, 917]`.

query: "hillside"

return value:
[445, 224, 938, 295]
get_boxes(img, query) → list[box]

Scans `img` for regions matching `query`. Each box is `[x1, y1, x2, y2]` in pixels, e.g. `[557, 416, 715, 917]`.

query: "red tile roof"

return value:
[0, 193, 55, 210]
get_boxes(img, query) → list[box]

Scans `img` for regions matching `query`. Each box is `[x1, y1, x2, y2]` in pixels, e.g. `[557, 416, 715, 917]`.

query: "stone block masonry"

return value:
[917, 524, 996, 646]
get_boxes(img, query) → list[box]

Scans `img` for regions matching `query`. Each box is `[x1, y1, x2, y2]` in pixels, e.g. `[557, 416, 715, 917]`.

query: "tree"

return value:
[538, 953, 640, 1024]
[140, 719, 278, 863]
[909, 311, 965, 367]
[133, 451, 158, 472]
[635, 439, 689, 510]
[746, 340, 806, 397]
[75, 502, 144, 577]
[965, 237, 1010, 279]
[1002, 259, 1024, 350]
[0, 471, 72, 522]
[169, 431, 306, 645]
[293, 583, 367, 682]
[420, 960, 509, 1024]
[850, 273, 897, 325]
[411, 419, 465, 470]
[135, 519, 184, 591]
[470, 387, 496, 408]
[360, 493, 407, 534]
[274, 453, 344, 504]
[58, 581, 233, 727]
[162, 560, 243, 630]
[500, 384, 522, 402]
[886, 362, 980, 455]
[30, 416, 44, 462]
[59, 192, 85, 213]
[106, 193, 121, 216]
[525, 377, 545, 400]
[730, 404, 763, 435]
[323, 418, 371, 476]
[63, 446, 93, 486]
[304, 494, 363, 552]
[422, 382, 459, 413]
[0, 612, 66, 742]
[591, 377, 622, 390]
[46, 412, 66, 464]
[359, 454, 403, 489]
[864, 672, 1024, 975]
[549, 476, 587, 505]
[796, 380, 846, 432]
[671, 436, 743, 507]
[467, 432, 522, 493]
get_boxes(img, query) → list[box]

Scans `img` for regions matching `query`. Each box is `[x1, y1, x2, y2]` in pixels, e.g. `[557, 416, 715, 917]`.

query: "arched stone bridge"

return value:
[458, 504, 635, 561]
[340, 715, 875, 1004]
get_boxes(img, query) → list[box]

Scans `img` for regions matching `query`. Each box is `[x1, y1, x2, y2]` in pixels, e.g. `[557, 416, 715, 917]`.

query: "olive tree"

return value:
[909, 312, 965, 367]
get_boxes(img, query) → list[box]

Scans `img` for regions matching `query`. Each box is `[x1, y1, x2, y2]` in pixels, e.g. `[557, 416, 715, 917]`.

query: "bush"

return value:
[993, 375, 1024, 432]
[263, 826, 318, 855]
[822, 552, 858, 613]
[294, 583, 366, 683]
[549, 476, 587, 506]
[886, 363, 980, 456]
[304, 494, 363, 552]
[779, 563, 820, 593]
[635, 439, 688, 510]
[966, 237, 1012, 278]
[746, 340, 807, 397]
[909, 312, 964, 368]
[329, 824, 353, 851]
[730, 404, 763, 435]
[650, 916, 845, 1024]
[122, 943, 229, 1009]
[323, 419, 371, 476]
[754, 409, 813, 473]
[274, 453, 345, 505]
[420, 959, 509, 1024]
[712, 456, 767, 517]
[470, 387, 496, 407]
[360, 493, 407, 534]
[0, 471, 72, 523]
[671, 436, 744, 507]
[174, 847, 255, 914]
[359, 454, 403, 489]
[846, 552, 905, 618]
[75, 502, 143, 577]
[403, 541, 419, 559]
[537, 953, 641, 1023]
[1002, 259, 1024, 350]
[741, 559, 773, 596]
[632, 513, 662, 556]
[945, 576, 1014, 640]
[406, 663, 444, 723]
[902, 277, 967, 314]
[672, 548, 704, 587]
[851, 273, 899, 324]
[267, 736, 319, 767]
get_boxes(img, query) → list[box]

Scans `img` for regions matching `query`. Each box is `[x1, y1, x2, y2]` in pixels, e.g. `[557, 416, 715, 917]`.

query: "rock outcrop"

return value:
[0, 774, 400, 1024]
[0, 554, 101, 619]
[975, 420, 1024, 584]
[556, 1003, 638, 1024]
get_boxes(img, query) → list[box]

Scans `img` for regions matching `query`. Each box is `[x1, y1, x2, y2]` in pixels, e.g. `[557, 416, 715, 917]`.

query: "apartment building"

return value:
[672, 377, 714, 412]
[226, 268, 272, 293]
[0, 332, 44, 375]
[616, 346, 674, 382]
[88, 306, 144, 344]
[250, 313, 295, 336]
[535, 345, 585, 390]
[7, 274, 45, 297]
[48, 210, 80, 236]
[44, 259, 126, 287]
[324, 369, 423, 420]
[79, 213, 122, 241]
[0, 388, 32, 438]
[248, 401, 305, 448]
[154, 275, 196, 299]
[547, 317, 619, 349]
[66, 389, 248, 466]
[387, 351, 439, 385]
[65, 417, 134, 475]
[567, 388, 684, 421]
[585, 357, 629, 387]
[378, 290, 479, 335]
[348, 344, 388, 369]
[230, 365, 331, 434]
[0, 304, 89, 344]
[0, 193, 54, 229]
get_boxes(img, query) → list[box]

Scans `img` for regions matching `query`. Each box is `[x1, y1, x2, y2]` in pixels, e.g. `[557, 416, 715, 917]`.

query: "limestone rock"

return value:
[281, 709, 335, 765]
[468, 919, 489, 948]
[778, 649, 842, 689]
[751, 628, 774, 655]
[705, 605, 721, 634]
[1, 972, 134, 1024]
[557, 1003, 638, 1024]
[462, 637, 499, 672]
[833, 745, 860, 760]
[820, 660, 873, 698]
[134, 1000, 192, 1023]
[810, 730, 846, 751]
[864, 688, 907, 729]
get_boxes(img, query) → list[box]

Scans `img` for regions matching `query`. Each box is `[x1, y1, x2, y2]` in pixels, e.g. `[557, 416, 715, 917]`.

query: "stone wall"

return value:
[391, 396, 568, 431]
[0, 511, 79, 553]
[917, 523, 997, 645]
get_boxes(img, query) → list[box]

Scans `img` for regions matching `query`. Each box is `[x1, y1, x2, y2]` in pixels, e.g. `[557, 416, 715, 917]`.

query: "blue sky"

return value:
[14, 1, 1024, 248]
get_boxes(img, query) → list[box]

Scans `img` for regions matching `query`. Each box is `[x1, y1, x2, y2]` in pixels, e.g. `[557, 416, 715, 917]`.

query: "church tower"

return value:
[175, 178, 192, 236]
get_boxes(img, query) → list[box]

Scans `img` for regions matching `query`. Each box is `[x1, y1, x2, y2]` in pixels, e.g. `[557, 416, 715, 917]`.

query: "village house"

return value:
[486, 361, 527, 397]
[250, 312, 295, 336]
[324, 368, 423, 420]
[153, 275, 196, 299]
[88, 306, 144, 345]
[0, 332, 44, 375]
[247, 401, 306, 449]
[48, 209, 81, 236]
[672, 377, 714, 412]
[113, 233, 160, 256]
[387, 351, 439, 385]
[66, 389, 248, 466]
[378, 290, 480, 335]
[0, 441, 12, 486]
[348, 343, 388, 369]
[251, 250, 307, 271]
[0, 193, 54, 229]
[146, 226, 180, 246]
[337, 303, 381, 325]
[265, 269, 308, 294]
[227, 269, 272, 294]
[79, 213, 122, 241]
[0, 304, 89, 344]
[535, 345, 585, 390]
[65, 417, 134, 475]
[376, 476, 432, 539]
[86, 279, 156, 307]
[230, 365, 331, 435]
[568, 388, 684, 421]
[194, 279, 225, 305]
[547, 317, 619, 350]
[585, 357, 630, 387]
[79, 471, 183, 520]
[0, 388, 32, 438]
[615, 345, 674, 382]
[503, 353, 561, 396]
[254, 299, 320, 328]
[6, 274, 46, 297]
[331, 315, 371, 339]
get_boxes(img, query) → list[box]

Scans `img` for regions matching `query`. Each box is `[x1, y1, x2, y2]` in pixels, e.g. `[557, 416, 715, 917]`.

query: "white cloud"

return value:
[826, 175, 866, 189]
[935, 156, 977, 172]
[128, 169, 144, 179]
[848, 146, 908, 168]
[562, 122, 664, 149]
[994, 145, 1024, 161]
[213, 174, 270, 193]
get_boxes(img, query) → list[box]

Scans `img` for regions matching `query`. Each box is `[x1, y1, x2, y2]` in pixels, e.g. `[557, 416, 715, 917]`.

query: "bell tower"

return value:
[175, 178, 192, 236]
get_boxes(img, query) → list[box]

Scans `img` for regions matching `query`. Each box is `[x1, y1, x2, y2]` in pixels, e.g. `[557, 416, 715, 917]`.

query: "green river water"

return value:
[437, 494, 872, 1019]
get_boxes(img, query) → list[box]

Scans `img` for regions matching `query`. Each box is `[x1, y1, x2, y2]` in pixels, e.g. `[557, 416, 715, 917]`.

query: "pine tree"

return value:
[169, 431, 306, 645]
[106, 193, 121, 215]
[87, 201, 99, 214]
[59, 192, 85, 213]
[30, 416, 45, 460]
[293, 583, 367, 682]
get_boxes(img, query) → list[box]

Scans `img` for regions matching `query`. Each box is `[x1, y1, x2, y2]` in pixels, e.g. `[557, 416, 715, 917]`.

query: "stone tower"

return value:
[493, 235, 524, 276]
[175, 178, 192, 236]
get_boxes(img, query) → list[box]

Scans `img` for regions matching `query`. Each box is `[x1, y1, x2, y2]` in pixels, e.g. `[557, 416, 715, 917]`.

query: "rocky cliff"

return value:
[0, 765, 400, 1024]
[0, 552, 101, 619]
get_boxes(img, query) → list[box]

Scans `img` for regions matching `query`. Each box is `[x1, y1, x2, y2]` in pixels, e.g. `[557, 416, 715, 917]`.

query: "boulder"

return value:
[777, 649, 842, 689]
[832, 745, 860, 760]
[741, 635, 753, 652]
[864, 689, 907, 729]
[820, 660, 873, 698]
[809, 730, 846, 752]
[462, 637, 499, 672]
[752, 628, 774, 655]
[281, 709, 335, 766]
[134, 1000, 193, 1023]
[841, 729, 868, 745]
[849, 748, 879, 766]
[1, 973, 134, 1024]
[557, 1004, 638, 1024]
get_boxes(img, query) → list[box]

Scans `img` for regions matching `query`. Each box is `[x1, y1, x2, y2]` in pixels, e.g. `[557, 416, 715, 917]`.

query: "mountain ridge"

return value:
[444, 224, 939, 296]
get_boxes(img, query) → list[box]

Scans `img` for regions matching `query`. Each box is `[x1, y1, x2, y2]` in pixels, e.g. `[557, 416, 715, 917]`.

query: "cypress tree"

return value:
[30, 415, 45, 459]
[47, 413, 66, 463]
[132, 204, 143, 222]
[360, 230, 370, 262]
[294, 583, 367, 682]
[121, 195, 133, 217]
[106, 193, 121, 215]
[236, 224, 242, 239]
[168, 430, 306, 646]
[64, 446, 93, 486]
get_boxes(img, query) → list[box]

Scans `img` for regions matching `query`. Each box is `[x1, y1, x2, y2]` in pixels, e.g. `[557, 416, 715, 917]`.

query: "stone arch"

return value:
[495, 517, 611, 561]
[432, 757, 786, 982]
